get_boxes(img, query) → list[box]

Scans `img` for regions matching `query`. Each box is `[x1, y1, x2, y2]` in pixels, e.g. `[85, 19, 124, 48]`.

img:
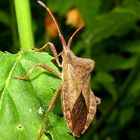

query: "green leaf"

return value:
[123, 0, 140, 17]
[128, 73, 140, 97]
[74, 0, 140, 53]
[95, 54, 137, 72]
[46, 113, 74, 140]
[47, 0, 76, 14]
[0, 10, 11, 26]
[0, 51, 74, 140]
[119, 107, 134, 127]
[107, 109, 118, 123]
[77, 0, 100, 25]
[122, 41, 140, 54]
[94, 72, 117, 99]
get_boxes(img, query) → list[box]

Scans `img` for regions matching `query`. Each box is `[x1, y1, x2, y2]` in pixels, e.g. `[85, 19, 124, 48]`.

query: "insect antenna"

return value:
[37, 0, 66, 48]
[67, 27, 83, 48]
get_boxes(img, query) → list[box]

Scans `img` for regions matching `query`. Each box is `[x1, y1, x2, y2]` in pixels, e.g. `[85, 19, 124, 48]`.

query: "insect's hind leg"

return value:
[36, 85, 62, 140]
[15, 63, 61, 80]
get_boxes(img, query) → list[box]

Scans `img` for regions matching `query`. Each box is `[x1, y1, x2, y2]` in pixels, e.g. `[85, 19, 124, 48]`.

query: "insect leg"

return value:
[15, 63, 61, 80]
[33, 42, 62, 67]
[36, 85, 62, 140]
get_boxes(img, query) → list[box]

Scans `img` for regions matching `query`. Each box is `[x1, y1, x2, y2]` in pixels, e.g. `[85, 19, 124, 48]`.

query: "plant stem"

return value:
[14, 0, 34, 50]
[10, 0, 18, 52]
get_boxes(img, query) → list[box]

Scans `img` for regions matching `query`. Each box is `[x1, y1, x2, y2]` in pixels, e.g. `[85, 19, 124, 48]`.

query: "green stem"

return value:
[10, 0, 18, 52]
[14, 0, 34, 50]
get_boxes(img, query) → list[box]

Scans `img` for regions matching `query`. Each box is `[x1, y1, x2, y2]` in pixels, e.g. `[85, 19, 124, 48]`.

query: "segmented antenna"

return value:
[38, 1, 83, 48]
[67, 27, 82, 48]
[37, 0, 66, 48]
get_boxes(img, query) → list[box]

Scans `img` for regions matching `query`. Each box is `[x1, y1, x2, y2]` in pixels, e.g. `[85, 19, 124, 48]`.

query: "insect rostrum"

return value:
[15, 1, 101, 139]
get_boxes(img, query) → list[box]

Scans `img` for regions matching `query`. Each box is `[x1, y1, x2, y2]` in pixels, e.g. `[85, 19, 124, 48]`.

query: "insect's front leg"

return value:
[33, 42, 62, 67]
[36, 85, 62, 140]
[15, 63, 61, 80]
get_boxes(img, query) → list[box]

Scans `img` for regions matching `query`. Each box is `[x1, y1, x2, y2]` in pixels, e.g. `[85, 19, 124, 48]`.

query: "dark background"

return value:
[0, 0, 140, 140]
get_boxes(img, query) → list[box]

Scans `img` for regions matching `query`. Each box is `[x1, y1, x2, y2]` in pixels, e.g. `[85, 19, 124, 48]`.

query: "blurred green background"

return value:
[0, 0, 140, 140]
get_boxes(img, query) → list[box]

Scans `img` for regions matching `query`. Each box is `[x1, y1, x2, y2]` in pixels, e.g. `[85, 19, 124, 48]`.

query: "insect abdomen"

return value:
[71, 94, 88, 136]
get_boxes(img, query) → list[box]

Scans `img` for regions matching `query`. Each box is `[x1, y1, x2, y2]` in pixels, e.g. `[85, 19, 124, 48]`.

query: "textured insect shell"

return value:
[61, 47, 97, 136]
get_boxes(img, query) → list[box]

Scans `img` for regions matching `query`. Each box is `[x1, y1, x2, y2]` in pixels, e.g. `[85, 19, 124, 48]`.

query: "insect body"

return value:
[61, 47, 100, 136]
[15, 1, 101, 139]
